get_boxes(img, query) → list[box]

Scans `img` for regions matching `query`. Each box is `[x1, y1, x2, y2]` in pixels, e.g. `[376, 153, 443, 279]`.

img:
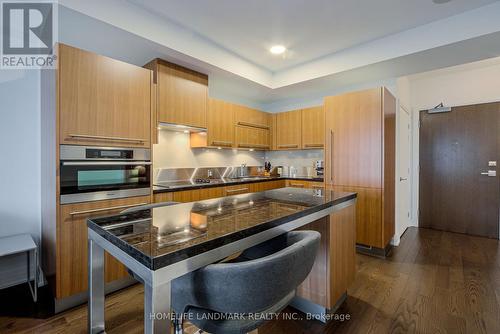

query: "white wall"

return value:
[154, 130, 265, 169]
[0, 70, 41, 288]
[404, 56, 500, 227]
[263, 78, 397, 112]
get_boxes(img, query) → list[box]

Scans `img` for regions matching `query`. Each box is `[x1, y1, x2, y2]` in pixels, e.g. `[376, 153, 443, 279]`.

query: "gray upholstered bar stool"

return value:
[172, 230, 320, 334]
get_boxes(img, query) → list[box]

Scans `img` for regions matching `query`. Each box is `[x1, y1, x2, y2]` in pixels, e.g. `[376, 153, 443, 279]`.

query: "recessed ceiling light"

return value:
[270, 45, 286, 55]
[432, 0, 452, 4]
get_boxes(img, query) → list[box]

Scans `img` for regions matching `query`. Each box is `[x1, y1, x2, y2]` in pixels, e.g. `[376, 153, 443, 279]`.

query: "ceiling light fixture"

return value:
[432, 0, 452, 4]
[270, 45, 286, 55]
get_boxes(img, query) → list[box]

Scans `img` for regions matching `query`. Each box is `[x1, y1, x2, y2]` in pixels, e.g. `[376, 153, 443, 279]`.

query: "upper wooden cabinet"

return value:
[59, 44, 151, 148]
[275, 109, 302, 150]
[301, 106, 325, 149]
[233, 104, 271, 150]
[324, 88, 383, 188]
[235, 126, 270, 150]
[206, 98, 235, 148]
[191, 99, 271, 150]
[234, 104, 271, 129]
[145, 59, 208, 128]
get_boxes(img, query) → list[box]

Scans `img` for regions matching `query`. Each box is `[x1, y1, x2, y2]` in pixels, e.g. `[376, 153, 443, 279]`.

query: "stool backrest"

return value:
[175, 230, 320, 314]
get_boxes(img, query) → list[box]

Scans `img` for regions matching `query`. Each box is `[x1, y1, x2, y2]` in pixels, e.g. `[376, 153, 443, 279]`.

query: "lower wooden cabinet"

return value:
[330, 185, 384, 248]
[224, 184, 253, 196]
[297, 202, 356, 308]
[286, 180, 324, 189]
[154, 180, 287, 204]
[173, 187, 224, 202]
[250, 180, 287, 192]
[58, 196, 151, 299]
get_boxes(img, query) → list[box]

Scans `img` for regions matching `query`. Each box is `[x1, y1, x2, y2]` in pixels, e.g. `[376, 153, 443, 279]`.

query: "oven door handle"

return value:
[61, 161, 152, 166]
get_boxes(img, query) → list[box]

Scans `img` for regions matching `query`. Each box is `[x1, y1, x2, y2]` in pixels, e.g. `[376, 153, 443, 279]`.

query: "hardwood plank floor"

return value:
[1, 227, 499, 333]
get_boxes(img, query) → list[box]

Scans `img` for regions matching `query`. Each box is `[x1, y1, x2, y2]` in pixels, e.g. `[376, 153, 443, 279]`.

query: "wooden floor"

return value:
[1, 227, 500, 334]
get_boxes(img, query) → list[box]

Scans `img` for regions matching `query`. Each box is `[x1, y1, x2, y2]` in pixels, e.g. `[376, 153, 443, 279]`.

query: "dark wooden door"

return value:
[419, 102, 500, 238]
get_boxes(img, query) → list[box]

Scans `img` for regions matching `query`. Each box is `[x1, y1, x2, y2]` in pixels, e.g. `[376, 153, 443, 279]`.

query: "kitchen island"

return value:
[87, 187, 357, 334]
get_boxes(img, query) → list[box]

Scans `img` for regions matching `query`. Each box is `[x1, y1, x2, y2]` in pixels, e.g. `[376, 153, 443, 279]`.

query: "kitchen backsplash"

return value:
[154, 130, 265, 169]
[264, 149, 324, 177]
[154, 130, 323, 177]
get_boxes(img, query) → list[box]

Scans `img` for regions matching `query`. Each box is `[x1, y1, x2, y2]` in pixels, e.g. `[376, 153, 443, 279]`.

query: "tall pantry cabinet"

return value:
[324, 87, 396, 256]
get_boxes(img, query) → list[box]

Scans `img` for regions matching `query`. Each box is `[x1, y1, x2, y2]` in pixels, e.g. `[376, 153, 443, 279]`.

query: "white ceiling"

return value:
[59, 0, 500, 109]
[128, 0, 498, 72]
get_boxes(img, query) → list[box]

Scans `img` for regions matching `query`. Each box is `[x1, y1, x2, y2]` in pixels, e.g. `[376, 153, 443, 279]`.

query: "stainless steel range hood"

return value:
[157, 122, 207, 133]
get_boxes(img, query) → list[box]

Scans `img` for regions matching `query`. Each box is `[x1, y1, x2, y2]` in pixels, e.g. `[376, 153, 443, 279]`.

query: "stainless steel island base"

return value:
[88, 205, 346, 333]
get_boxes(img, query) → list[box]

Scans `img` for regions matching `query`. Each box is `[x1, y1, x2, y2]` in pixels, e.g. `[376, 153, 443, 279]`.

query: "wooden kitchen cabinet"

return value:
[223, 184, 252, 196]
[324, 87, 395, 254]
[153, 180, 287, 204]
[297, 202, 356, 309]
[57, 196, 151, 299]
[233, 104, 272, 150]
[286, 180, 324, 189]
[191, 100, 271, 150]
[330, 185, 383, 248]
[59, 44, 151, 148]
[325, 88, 383, 188]
[206, 98, 235, 148]
[250, 180, 287, 192]
[275, 109, 302, 150]
[234, 104, 271, 129]
[174, 187, 224, 202]
[145, 59, 208, 128]
[235, 126, 271, 150]
[301, 106, 325, 149]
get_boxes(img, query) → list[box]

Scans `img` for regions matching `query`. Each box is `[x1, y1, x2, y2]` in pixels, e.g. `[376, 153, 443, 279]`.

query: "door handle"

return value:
[400, 177, 408, 181]
[480, 170, 497, 177]
[330, 130, 334, 185]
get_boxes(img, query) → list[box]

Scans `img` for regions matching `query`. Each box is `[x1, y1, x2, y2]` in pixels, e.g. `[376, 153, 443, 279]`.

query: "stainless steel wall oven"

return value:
[59, 145, 151, 204]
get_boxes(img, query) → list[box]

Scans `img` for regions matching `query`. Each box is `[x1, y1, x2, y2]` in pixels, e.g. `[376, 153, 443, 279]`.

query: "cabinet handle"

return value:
[290, 183, 305, 188]
[68, 134, 146, 143]
[69, 203, 149, 216]
[61, 161, 152, 166]
[304, 143, 324, 148]
[237, 144, 270, 149]
[226, 187, 249, 193]
[330, 130, 334, 184]
[312, 184, 324, 189]
[237, 121, 270, 130]
[278, 144, 299, 149]
[211, 141, 233, 147]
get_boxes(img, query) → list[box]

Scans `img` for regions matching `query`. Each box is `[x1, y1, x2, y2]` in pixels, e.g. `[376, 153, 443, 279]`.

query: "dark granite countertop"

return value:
[87, 187, 355, 270]
[153, 176, 324, 193]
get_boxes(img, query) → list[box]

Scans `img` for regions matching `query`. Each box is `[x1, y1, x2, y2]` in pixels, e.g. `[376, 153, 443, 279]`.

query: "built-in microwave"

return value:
[59, 145, 151, 204]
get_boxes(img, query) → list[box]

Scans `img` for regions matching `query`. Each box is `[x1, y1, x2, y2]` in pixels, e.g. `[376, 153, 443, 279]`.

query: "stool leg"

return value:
[173, 312, 184, 334]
